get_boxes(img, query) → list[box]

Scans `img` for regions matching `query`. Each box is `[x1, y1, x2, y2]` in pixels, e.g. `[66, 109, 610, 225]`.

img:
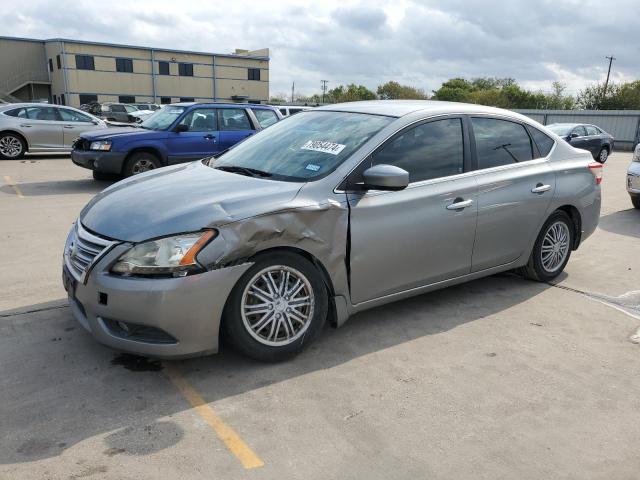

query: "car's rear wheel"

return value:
[521, 211, 574, 282]
[123, 152, 161, 177]
[597, 147, 609, 163]
[631, 195, 640, 209]
[0, 133, 26, 159]
[223, 252, 328, 362]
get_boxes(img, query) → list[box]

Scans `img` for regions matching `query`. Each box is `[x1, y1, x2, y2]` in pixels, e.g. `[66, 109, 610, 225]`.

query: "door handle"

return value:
[446, 198, 473, 210]
[20, 124, 33, 127]
[63, 125, 75, 129]
[203, 134, 216, 142]
[531, 184, 551, 194]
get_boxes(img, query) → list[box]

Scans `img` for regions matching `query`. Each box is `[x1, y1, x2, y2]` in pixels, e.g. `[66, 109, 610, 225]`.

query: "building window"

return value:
[248, 68, 261, 81]
[75, 55, 95, 70]
[119, 95, 135, 103]
[48, 59, 53, 72]
[53, 95, 58, 104]
[61, 94, 65, 105]
[116, 58, 134, 73]
[158, 61, 170, 75]
[179, 97, 195, 102]
[79, 94, 98, 105]
[160, 97, 172, 104]
[56, 55, 61, 69]
[178, 63, 193, 76]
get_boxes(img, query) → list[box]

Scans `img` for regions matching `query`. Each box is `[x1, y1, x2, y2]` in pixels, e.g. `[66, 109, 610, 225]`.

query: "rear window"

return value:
[252, 109, 279, 128]
[585, 125, 598, 136]
[528, 127, 555, 157]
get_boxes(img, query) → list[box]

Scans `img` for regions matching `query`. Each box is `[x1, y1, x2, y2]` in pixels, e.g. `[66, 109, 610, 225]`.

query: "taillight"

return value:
[588, 162, 603, 185]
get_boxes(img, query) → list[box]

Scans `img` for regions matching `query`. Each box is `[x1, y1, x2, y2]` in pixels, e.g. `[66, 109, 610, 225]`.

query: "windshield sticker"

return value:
[301, 140, 346, 156]
[305, 163, 321, 172]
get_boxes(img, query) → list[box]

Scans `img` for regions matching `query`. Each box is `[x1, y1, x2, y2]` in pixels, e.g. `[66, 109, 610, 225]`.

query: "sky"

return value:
[1, 0, 638, 98]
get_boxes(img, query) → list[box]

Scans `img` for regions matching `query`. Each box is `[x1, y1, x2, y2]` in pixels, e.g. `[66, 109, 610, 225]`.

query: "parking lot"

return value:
[1, 152, 639, 479]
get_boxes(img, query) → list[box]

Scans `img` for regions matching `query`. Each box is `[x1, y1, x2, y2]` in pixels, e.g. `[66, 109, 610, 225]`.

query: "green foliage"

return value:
[377, 81, 428, 100]
[327, 84, 377, 103]
[432, 77, 576, 109]
[576, 80, 640, 109]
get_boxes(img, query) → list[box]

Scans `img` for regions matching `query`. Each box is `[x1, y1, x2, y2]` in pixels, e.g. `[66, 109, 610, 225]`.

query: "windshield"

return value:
[211, 111, 393, 181]
[140, 106, 186, 130]
[547, 124, 574, 136]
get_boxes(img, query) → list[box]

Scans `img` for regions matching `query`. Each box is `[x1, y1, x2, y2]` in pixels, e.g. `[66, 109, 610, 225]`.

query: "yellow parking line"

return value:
[164, 364, 264, 469]
[3, 175, 24, 198]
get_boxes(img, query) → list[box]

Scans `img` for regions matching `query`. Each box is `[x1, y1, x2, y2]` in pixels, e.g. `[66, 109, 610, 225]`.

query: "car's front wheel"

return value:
[0, 132, 26, 159]
[522, 211, 574, 282]
[223, 252, 328, 362]
[631, 195, 640, 209]
[597, 147, 609, 163]
[123, 152, 161, 177]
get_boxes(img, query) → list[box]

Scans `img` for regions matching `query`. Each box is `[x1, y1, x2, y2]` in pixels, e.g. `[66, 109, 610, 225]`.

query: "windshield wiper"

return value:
[215, 165, 273, 178]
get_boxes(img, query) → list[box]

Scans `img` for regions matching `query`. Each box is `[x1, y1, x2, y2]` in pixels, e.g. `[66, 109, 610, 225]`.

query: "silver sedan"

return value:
[628, 144, 640, 209]
[0, 103, 106, 159]
[63, 101, 602, 361]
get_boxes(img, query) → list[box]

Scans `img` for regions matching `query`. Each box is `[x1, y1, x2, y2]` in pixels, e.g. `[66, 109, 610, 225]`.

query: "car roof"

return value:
[0, 102, 78, 110]
[313, 100, 532, 119]
[171, 102, 277, 110]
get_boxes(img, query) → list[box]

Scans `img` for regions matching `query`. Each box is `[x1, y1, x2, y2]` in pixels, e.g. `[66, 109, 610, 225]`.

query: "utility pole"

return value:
[291, 82, 295, 103]
[603, 55, 616, 95]
[321, 80, 328, 104]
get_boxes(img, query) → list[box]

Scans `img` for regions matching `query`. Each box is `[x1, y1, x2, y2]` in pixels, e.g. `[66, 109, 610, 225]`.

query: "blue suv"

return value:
[71, 103, 282, 179]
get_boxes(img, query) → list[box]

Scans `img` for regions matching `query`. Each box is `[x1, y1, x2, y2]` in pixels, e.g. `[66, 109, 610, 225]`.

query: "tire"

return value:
[222, 252, 328, 362]
[632, 196, 640, 210]
[0, 132, 26, 159]
[521, 211, 574, 282]
[597, 147, 608, 163]
[123, 151, 161, 177]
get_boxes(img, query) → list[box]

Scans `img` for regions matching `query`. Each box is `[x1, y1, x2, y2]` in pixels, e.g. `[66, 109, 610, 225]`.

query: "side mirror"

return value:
[570, 132, 579, 138]
[174, 124, 189, 133]
[362, 164, 409, 191]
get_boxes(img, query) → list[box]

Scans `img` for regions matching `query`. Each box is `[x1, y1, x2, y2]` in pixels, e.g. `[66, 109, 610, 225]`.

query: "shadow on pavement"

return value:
[0, 274, 550, 464]
[598, 208, 640, 239]
[0, 178, 115, 196]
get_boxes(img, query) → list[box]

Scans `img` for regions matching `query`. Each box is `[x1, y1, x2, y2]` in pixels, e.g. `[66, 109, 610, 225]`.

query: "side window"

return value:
[585, 125, 598, 136]
[178, 108, 218, 131]
[4, 108, 27, 118]
[32, 107, 59, 121]
[572, 126, 587, 137]
[472, 117, 533, 169]
[371, 118, 464, 183]
[218, 109, 252, 131]
[279, 108, 287, 116]
[58, 108, 92, 122]
[252, 109, 278, 128]
[111, 105, 126, 113]
[528, 127, 555, 157]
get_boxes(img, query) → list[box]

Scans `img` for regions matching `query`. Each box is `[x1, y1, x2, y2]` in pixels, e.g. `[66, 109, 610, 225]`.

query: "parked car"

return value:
[627, 143, 640, 209]
[71, 102, 282, 179]
[63, 100, 602, 361]
[547, 123, 614, 163]
[100, 103, 142, 123]
[0, 103, 106, 159]
[133, 103, 160, 111]
[276, 105, 313, 117]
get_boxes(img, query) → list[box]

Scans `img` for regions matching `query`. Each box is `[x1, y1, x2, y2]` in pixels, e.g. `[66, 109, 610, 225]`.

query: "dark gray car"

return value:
[547, 123, 614, 163]
[62, 101, 602, 362]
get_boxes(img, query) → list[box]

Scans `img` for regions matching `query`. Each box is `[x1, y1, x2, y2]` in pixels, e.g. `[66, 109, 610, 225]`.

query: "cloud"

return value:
[0, 0, 637, 97]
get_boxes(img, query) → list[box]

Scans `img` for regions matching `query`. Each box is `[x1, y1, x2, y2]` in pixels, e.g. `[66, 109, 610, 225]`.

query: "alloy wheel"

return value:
[240, 265, 315, 347]
[0, 135, 23, 158]
[599, 149, 608, 163]
[540, 221, 570, 273]
[131, 158, 156, 174]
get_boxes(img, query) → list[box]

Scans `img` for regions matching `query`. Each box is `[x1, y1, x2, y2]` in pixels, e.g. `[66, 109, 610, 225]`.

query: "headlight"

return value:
[90, 140, 112, 151]
[110, 230, 216, 277]
[633, 146, 640, 162]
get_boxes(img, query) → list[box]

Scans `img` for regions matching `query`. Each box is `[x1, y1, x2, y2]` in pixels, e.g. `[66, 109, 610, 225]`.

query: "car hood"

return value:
[80, 127, 151, 141]
[80, 161, 303, 242]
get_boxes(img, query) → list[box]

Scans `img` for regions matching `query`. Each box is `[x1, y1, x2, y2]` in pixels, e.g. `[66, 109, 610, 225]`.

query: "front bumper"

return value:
[71, 149, 127, 174]
[63, 225, 252, 358]
[627, 162, 640, 195]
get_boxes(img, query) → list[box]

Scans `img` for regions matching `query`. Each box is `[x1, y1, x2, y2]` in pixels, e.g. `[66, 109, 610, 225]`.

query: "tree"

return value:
[431, 78, 474, 102]
[327, 84, 377, 103]
[577, 80, 640, 109]
[377, 81, 428, 100]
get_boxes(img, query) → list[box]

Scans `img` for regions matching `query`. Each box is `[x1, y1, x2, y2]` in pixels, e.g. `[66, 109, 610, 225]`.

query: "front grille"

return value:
[72, 138, 90, 151]
[66, 222, 115, 281]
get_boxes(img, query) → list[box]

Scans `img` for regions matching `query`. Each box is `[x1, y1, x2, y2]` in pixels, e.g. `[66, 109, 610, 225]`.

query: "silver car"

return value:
[62, 101, 602, 361]
[0, 103, 106, 159]
[628, 144, 640, 209]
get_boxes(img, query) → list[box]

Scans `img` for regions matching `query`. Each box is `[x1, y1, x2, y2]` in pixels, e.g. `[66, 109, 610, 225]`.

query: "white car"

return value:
[0, 103, 106, 158]
[627, 144, 640, 209]
[276, 105, 313, 117]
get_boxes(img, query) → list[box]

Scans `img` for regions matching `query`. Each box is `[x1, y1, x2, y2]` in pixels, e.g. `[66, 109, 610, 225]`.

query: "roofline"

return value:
[0, 35, 269, 61]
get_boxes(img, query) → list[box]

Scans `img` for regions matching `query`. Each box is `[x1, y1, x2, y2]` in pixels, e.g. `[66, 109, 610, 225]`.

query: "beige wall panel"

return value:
[63, 42, 151, 60]
[215, 56, 267, 69]
[132, 60, 152, 74]
[66, 70, 153, 96]
[94, 56, 114, 71]
[153, 51, 213, 64]
[216, 79, 268, 101]
[155, 76, 214, 98]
